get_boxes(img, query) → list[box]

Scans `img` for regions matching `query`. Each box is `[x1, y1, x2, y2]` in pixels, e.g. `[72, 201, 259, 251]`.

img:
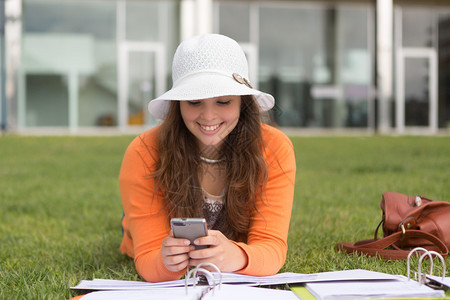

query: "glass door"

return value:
[118, 42, 166, 130]
[395, 48, 437, 133]
[127, 51, 155, 127]
[395, 6, 438, 133]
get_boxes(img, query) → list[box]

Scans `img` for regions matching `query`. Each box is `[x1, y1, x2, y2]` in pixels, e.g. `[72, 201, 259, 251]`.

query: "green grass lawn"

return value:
[0, 134, 449, 299]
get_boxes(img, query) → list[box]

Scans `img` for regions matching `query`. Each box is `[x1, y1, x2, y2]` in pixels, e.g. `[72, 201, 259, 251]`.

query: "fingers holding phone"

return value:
[187, 229, 248, 273]
[161, 218, 208, 272]
[160, 229, 193, 272]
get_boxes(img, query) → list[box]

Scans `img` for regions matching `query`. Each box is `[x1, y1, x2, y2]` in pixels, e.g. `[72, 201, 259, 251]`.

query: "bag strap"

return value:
[337, 230, 449, 260]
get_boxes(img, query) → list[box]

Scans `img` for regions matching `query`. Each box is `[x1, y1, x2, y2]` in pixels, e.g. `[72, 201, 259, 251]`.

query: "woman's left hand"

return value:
[187, 230, 248, 272]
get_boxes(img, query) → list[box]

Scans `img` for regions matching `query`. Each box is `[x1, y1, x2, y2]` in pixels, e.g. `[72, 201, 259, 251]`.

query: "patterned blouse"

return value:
[202, 189, 225, 230]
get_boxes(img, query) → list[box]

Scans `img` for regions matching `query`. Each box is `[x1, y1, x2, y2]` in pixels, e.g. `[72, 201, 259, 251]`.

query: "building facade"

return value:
[1, 0, 449, 134]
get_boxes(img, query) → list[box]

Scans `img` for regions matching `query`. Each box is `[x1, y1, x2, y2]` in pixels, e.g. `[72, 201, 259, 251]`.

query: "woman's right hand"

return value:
[160, 230, 193, 272]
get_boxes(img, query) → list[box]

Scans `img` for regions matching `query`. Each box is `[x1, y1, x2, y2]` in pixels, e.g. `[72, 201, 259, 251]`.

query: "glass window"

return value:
[216, 2, 251, 43]
[402, 8, 435, 48]
[438, 10, 450, 128]
[21, 0, 178, 129]
[259, 6, 327, 127]
[126, 51, 157, 127]
[125, 0, 179, 44]
[399, 6, 446, 130]
[259, 4, 373, 128]
[121, 1, 178, 128]
[25, 74, 68, 126]
[22, 0, 117, 127]
[337, 7, 372, 127]
[126, 2, 165, 42]
[24, 0, 116, 39]
[404, 57, 430, 126]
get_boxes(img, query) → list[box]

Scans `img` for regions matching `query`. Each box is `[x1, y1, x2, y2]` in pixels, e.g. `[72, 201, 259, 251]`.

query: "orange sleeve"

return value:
[119, 127, 185, 282]
[234, 124, 296, 276]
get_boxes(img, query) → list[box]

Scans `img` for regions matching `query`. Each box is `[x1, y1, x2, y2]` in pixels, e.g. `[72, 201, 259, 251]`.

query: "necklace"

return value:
[199, 155, 225, 164]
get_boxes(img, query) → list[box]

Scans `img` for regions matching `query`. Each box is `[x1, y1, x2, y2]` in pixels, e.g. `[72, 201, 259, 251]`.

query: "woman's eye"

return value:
[187, 101, 201, 106]
[217, 100, 231, 105]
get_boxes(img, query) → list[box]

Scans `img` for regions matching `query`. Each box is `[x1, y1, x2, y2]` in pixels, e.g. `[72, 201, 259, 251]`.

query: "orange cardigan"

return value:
[119, 123, 296, 282]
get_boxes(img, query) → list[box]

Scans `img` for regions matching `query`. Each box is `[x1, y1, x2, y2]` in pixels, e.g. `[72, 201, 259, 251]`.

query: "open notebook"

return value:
[78, 285, 299, 300]
[73, 262, 299, 300]
[71, 269, 404, 292]
[304, 247, 448, 300]
[71, 252, 448, 300]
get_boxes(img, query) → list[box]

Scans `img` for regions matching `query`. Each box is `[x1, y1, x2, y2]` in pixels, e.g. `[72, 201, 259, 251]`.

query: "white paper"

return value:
[81, 286, 203, 300]
[305, 277, 445, 300]
[71, 269, 401, 291]
[426, 274, 450, 289]
[80, 284, 299, 300]
[202, 285, 299, 300]
[205, 269, 400, 286]
[71, 278, 197, 290]
[204, 271, 317, 286]
[309, 269, 400, 282]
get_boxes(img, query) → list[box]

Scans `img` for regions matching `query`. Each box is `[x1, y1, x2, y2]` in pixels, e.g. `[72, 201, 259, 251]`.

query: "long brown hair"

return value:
[152, 95, 268, 241]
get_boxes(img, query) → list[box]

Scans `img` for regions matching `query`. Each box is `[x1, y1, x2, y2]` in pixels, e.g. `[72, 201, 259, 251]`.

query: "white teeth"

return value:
[201, 124, 220, 131]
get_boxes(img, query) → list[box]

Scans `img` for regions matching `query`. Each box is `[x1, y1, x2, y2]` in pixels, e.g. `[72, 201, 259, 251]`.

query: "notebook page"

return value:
[305, 279, 445, 300]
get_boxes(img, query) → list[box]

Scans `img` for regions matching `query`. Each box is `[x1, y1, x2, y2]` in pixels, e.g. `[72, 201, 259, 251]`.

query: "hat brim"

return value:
[148, 72, 274, 119]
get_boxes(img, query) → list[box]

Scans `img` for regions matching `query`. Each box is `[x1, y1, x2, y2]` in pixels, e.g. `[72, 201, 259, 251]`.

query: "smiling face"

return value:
[180, 96, 241, 152]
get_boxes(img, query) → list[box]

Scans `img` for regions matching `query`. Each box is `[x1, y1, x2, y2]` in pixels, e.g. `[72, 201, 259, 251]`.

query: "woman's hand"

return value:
[187, 230, 248, 272]
[160, 230, 194, 272]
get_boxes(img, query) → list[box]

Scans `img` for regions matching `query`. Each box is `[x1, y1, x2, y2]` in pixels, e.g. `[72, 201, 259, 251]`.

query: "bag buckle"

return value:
[399, 217, 414, 240]
[400, 224, 407, 241]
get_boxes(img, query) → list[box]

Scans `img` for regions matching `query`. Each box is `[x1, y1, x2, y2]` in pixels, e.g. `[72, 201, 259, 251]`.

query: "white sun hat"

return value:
[147, 34, 275, 119]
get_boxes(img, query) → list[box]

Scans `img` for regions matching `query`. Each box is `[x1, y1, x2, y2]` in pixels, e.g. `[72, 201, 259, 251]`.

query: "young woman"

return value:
[119, 34, 296, 282]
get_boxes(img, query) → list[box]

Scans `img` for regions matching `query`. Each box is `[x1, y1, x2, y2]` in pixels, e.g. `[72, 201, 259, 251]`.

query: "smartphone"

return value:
[170, 218, 208, 250]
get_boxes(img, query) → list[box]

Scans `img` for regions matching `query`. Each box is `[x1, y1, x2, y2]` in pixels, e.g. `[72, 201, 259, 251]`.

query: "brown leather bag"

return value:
[337, 192, 450, 260]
